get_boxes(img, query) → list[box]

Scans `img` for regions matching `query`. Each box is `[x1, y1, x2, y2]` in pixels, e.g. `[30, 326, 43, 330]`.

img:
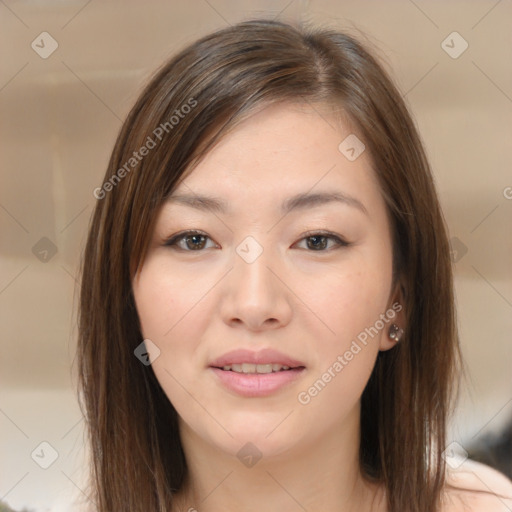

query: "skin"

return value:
[132, 101, 435, 511]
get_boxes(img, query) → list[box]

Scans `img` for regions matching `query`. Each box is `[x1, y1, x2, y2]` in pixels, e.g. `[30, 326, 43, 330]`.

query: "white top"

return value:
[443, 459, 512, 511]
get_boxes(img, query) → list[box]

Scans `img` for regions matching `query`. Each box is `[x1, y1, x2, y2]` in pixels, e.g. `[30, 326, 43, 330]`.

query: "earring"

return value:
[388, 323, 404, 342]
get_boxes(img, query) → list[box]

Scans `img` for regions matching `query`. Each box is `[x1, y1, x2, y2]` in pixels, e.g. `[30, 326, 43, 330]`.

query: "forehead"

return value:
[169, 102, 382, 214]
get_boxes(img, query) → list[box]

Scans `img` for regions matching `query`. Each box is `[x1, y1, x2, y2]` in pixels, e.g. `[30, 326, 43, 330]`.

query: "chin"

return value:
[186, 412, 303, 462]
[222, 430, 301, 465]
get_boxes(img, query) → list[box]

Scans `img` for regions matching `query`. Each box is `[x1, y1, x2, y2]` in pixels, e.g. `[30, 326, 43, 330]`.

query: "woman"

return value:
[77, 18, 512, 511]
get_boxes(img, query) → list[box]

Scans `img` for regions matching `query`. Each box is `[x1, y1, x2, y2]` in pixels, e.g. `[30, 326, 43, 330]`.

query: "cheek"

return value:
[292, 252, 391, 407]
[294, 267, 386, 416]
[297, 261, 391, 344]
[132, 262, 210, 406]
[132, 256, 223, 407]
[133, 258, 207, 341]
[133, 275, 174, 339]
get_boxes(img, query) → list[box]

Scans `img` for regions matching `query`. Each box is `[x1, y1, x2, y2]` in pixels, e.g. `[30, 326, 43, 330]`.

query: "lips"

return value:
[210, 366, 305, 397]
[209, 348, 306, 369]
[209, 349, 306, 397]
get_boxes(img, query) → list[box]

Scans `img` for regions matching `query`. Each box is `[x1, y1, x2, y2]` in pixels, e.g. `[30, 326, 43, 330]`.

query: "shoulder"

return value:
[442, 459, 512, 512]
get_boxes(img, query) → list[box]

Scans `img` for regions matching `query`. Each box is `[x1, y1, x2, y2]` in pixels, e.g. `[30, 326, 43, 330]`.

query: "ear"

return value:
[379, 279, 406, 352]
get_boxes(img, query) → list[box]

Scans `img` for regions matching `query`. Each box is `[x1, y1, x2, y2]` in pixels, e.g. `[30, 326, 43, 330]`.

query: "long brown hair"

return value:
[77, 18, 461, 511]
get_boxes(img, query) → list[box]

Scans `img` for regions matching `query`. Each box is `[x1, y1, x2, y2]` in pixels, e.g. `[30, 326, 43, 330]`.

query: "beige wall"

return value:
[1, 1, 511, 510]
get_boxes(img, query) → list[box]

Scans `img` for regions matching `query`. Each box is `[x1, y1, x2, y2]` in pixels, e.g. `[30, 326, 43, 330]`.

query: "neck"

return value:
[172, 405, 384, 512]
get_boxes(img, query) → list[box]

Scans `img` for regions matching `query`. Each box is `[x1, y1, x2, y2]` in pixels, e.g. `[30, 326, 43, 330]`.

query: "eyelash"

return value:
[163, 229, 350, 252]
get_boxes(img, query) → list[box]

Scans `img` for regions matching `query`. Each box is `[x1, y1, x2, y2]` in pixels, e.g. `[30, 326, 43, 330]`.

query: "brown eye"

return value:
[295, 232, 350, 251]
[164, 231, 216, 251]
[306, 235, 329, 250]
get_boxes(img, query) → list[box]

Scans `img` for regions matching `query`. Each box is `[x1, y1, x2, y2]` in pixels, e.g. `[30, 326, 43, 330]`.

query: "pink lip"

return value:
[210, 367, 306, 397]
[208, 348, 306, 398]
[209, 348, 305, 368]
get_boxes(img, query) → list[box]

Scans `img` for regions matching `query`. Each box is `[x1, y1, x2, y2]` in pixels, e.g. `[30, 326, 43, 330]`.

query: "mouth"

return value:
[212, 363, 306, 374]
[209, 363, 306, 397]
[208, 348, 306, 396]
[209, 348, 306, 371]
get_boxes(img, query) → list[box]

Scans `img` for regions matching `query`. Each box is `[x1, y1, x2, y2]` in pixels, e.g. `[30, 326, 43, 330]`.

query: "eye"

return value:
[163, 230, 217, 251]
[294, 231, 350, 251]
[163, 230, 350, 252]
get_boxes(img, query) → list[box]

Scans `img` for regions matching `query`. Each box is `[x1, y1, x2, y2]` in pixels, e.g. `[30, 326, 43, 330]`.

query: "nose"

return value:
[220, 243, 293, 332]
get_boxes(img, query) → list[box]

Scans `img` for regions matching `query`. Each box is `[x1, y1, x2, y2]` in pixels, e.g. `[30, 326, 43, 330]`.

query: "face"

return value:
[132, 102, 403, 462]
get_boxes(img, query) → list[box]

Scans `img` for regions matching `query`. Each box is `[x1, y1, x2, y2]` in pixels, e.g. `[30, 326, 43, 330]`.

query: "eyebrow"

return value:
[165, 190, 368, 216]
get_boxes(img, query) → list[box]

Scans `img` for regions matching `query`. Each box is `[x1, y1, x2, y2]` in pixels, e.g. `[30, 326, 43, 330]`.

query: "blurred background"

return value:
[0, 0, 511, 510]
